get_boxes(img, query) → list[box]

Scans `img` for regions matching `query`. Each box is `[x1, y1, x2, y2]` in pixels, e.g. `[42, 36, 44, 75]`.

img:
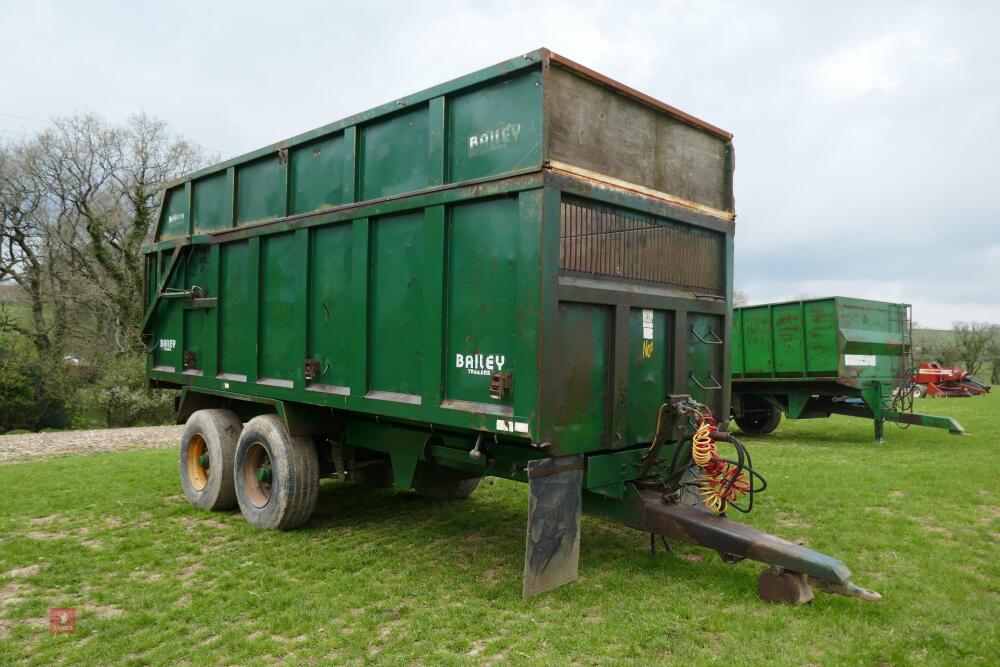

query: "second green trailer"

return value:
[731, 297, 964, 442]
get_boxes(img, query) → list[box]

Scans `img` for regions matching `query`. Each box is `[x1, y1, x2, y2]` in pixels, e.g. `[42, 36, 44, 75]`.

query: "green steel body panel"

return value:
[369, 211, 425, 397]
[360, 107, 431, 201]
[145, 48, 735, 485]
[307, 224, 354, 390]
[219, 241, 255, 379]
[625, 308, 670, 443]
[444, 198, 519, 411]
[238, 157, 286, 225]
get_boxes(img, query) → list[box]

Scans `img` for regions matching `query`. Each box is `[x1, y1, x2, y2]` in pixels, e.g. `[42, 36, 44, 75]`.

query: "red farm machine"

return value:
[912, 363, 991, 398]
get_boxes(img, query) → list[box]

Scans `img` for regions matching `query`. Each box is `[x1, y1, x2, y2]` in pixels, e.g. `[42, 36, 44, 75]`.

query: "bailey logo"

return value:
[456, 353, 506, 376]
[468, 123, 521, 155]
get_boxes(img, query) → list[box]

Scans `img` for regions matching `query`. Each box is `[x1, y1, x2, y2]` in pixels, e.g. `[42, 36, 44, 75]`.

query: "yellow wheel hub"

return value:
[187, 434, 210, 491]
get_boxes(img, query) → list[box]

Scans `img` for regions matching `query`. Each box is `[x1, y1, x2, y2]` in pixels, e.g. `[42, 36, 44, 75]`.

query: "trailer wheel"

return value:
[734, 403, 782, 435]
[179, 409, 243, 511]
[413, 476, 481, 500]
[234, 414, 319, 530]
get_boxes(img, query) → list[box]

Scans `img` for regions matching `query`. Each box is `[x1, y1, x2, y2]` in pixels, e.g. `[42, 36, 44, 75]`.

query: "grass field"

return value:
[0, 301, 32, 344]
[1, 394, 997, 666]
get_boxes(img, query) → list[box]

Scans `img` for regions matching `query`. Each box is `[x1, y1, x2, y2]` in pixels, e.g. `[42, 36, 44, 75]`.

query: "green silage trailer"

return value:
[143, 49, 879, 604]
[731, 297, 964, 442]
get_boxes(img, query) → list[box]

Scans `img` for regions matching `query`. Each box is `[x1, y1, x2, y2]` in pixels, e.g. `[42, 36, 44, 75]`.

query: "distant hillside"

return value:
[0, 284, 26, 303]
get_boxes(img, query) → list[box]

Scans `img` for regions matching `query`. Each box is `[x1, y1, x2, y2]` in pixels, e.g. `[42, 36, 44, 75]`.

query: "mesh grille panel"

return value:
[559, 198, 724, 292]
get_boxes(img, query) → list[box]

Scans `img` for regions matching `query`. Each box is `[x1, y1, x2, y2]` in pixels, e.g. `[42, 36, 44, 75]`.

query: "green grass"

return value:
[0, 301, 32, 343]
[1, 395, 998, 666]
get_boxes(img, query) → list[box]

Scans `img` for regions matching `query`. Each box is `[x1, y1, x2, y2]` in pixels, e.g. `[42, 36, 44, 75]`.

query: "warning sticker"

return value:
[844, 354, 877, 367]
[642, 309, 654, 340]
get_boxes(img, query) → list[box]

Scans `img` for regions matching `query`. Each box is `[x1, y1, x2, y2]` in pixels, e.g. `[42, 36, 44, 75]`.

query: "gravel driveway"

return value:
[0, 425, 183, 464]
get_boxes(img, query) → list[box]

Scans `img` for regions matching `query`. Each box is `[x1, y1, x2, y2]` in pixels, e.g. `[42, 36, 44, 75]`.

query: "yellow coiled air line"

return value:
[654, 403, 760, 515]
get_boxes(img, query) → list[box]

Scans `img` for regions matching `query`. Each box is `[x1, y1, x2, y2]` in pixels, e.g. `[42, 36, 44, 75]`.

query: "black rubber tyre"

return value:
[352, 460, 394, 488]
[413, 476, 481, 500]
[179, 409, 242, 511]
[734, 404, 782, 435]
[234, 414, 319, 530]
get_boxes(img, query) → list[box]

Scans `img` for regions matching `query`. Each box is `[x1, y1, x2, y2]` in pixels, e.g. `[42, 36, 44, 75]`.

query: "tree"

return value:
[988, 338, 1000, 386]
[733, 289, 749, 307]
[1, 113, 204, 358]
[0, 340, 75, 432]
[92, 353, 174, 427]
[951, 322, 999, 378]
[0, 143, 68, 355]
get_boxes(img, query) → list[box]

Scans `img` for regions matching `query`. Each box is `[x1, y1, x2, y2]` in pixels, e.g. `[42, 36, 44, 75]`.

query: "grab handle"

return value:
[689, 371, 722, 391]
[690, 326, 723, 345]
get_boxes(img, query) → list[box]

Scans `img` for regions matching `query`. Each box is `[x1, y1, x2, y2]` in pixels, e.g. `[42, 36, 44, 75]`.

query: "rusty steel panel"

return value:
[546, 64, 732, 213]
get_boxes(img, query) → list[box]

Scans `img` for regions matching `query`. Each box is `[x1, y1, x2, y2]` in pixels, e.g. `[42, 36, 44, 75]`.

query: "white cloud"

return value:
[810, 26, 961, 100]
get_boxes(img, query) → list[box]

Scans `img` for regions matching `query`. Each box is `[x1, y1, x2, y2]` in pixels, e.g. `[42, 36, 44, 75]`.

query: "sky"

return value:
[1, 0, 997, 328]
